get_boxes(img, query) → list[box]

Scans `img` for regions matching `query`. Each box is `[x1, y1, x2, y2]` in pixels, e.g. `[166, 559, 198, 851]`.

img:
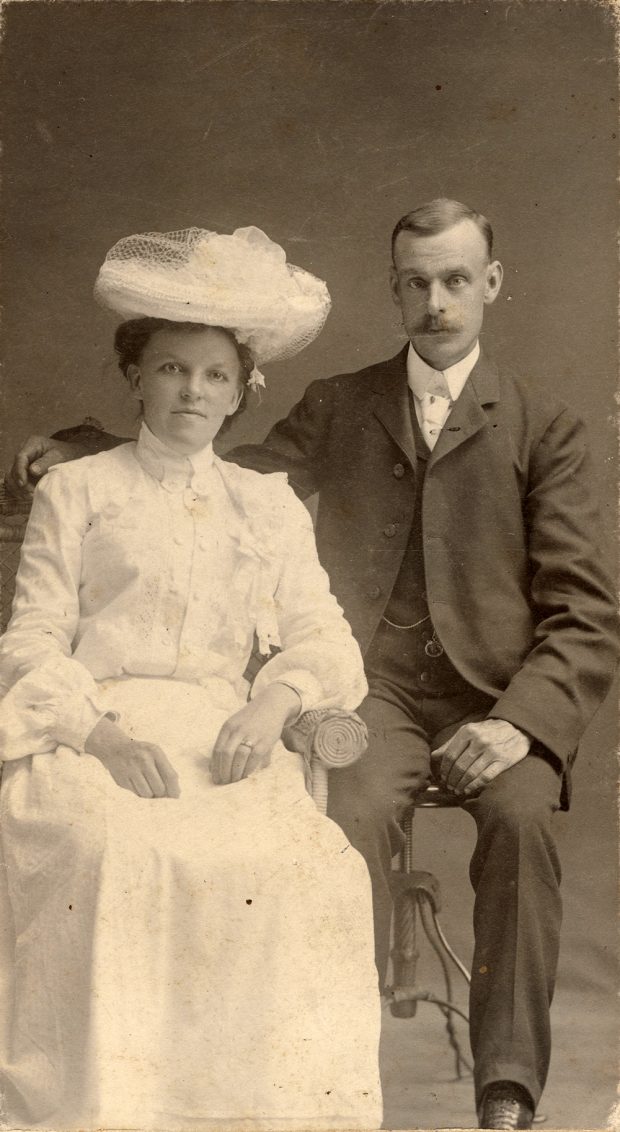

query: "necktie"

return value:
[420, 371, 452, 450]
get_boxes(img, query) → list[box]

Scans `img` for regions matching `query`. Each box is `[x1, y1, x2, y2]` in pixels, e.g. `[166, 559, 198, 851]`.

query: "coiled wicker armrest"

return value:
[0, 475, 368, 808]
[284, 708, 368, 813]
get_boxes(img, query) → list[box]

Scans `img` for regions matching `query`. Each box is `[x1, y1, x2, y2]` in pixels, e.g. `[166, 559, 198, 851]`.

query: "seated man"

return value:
[8, 198, 619, 1131]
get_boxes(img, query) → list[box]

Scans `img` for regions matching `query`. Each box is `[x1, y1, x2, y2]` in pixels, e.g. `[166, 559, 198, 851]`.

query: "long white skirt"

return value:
[0, 677, 382, 1131]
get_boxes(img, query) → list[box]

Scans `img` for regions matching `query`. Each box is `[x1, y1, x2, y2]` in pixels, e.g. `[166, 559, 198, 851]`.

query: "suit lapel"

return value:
[428, 352, 501, 467]
[369, 347, 501, 468]
[371, 347, 418, 468]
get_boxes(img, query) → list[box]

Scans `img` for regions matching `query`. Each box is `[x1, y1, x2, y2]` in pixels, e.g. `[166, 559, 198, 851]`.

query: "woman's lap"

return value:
[0, 677, 381, 1129]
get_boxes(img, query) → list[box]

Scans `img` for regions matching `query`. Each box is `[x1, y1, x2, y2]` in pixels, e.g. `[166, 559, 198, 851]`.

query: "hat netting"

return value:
[94, 226, 331, 365]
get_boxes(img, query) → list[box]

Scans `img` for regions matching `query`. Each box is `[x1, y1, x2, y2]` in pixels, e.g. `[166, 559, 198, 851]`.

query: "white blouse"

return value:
[0, 425, 367, 761]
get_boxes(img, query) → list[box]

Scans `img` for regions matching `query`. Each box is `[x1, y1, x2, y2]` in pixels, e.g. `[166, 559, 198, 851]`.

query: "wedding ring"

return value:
[238, 739, 253, 750]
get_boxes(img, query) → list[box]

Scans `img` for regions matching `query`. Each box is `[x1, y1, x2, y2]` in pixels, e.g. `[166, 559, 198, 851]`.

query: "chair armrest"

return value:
[283, 707, 368, 813]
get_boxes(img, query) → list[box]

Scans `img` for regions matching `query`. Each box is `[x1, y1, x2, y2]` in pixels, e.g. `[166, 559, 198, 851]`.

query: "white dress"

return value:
[0, 426, 382, 1131]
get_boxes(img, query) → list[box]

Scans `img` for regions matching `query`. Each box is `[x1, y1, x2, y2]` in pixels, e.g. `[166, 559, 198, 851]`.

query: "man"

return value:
[9, 199, 618, 1130]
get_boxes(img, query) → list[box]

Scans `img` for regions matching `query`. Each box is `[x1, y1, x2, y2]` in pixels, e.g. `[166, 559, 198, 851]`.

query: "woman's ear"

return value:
[126, 364, 143, 400]
[226, 385, 244, 416]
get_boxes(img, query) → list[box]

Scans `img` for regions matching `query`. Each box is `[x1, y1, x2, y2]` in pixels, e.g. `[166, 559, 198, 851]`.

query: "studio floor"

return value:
[380, 982, 617, 1130]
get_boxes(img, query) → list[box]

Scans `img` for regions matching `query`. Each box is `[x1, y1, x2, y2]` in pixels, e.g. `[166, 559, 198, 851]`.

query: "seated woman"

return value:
[0, 226, 382, 1131]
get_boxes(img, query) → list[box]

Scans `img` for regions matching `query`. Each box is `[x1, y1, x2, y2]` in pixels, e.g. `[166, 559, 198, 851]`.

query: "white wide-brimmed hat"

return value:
[94, 226, 331, 368]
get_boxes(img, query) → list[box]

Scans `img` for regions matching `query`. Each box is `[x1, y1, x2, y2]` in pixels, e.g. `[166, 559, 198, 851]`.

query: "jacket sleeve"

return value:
[0, 467, 114, 760]
[250, 483, 368, 714]
[225, 379, 335, 499]
[487, 408, 619, 764]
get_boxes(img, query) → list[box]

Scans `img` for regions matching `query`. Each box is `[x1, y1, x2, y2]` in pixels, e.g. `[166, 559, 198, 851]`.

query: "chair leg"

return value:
[389, 810, 418, 1018]
[418, 894, 473, 1078]
[390, 885, 420, 1018]
[387, 806, 473, 1076]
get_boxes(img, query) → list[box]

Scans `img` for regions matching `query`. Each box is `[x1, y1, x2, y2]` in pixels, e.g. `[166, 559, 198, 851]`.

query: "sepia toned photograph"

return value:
[0, 1, 617, 1130]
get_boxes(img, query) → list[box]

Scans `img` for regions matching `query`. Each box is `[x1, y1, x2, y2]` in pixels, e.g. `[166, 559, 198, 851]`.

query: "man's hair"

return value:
[391, 198, 494, 263]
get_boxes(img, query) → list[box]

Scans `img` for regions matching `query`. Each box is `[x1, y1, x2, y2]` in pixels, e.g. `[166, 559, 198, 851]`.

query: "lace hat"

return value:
[94, 226, 331, 376]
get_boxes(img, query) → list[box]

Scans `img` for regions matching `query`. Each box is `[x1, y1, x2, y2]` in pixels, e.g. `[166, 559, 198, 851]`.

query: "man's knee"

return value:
[327, 770, 398, 832]
[326, 693, 431, 858]
[326, 772, 407, 865]
[471, 754, 562, 835]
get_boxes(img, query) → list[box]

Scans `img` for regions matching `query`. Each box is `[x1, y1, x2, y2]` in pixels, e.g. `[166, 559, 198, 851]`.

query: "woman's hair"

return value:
[113, 317, 255, 431]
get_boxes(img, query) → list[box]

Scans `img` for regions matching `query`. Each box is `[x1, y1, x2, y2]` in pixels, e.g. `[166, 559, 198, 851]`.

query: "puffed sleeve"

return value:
[250, 482, 367, 713]
[0, 464, 115, 760]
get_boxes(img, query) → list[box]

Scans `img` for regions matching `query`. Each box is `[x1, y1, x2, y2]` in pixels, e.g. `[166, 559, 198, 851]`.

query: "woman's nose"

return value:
[181, 372, 203, 399]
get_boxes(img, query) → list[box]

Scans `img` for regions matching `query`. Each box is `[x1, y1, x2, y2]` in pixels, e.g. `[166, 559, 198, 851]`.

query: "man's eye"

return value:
[407, 279, 427, 290]
[448, 276, 467, 288]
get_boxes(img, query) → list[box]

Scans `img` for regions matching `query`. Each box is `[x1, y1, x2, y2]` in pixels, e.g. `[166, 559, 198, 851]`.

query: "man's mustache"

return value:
[416, 318, 457, 333]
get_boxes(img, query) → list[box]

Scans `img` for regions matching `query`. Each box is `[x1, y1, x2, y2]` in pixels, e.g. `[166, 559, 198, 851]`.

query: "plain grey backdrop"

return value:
[0, 1, 617, 1128]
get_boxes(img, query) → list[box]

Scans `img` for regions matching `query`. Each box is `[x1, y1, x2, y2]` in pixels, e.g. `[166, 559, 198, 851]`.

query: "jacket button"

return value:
[419, 671, 430, 684]
[367, 584, 382, 599]
[383, 523, 397, 538]
[393, 463, 405, 479]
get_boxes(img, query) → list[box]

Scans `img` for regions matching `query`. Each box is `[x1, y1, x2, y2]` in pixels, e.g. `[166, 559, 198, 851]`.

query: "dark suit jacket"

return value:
[229, 347, 618, 788]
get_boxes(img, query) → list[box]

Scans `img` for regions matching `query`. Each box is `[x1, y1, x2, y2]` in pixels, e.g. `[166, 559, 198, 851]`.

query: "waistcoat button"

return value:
[393, 463, 405, 479]
[367, 584, 382, 599]
[383, 523, 397, 538]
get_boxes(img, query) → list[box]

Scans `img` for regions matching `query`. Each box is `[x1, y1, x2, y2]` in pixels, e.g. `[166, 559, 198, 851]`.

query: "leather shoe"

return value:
[479, 1081, 534, 1129]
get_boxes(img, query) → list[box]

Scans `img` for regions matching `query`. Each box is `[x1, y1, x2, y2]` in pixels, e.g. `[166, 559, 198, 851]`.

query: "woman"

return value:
[0, 227, 382, 1130]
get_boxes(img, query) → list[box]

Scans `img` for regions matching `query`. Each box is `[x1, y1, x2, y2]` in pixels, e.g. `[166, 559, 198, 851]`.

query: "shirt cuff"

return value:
[251, 667, 324, 717]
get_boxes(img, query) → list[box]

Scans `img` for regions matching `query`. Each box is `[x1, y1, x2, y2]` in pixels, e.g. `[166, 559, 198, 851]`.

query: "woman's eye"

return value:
[162, 362, 182, 374]
[209, 371, 228, 382]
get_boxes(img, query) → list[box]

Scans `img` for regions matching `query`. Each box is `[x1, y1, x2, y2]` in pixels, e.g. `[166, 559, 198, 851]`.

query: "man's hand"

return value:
[211, 683, 302, 785]
[85, 715, 180, 799]
[432, 718, 531, 797]
[8, 435, 79, 494]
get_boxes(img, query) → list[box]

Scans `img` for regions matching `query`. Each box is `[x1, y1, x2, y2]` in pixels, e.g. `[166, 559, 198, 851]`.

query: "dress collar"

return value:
[135, 423, 215, 494]
[407, 339, 480, 402]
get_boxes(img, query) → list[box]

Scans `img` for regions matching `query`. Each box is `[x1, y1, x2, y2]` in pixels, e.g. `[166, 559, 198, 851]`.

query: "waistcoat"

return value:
[379, 394, 470, 695]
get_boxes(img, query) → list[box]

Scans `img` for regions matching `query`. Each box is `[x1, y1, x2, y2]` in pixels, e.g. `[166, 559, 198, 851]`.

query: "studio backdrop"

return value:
[0, 2, 617, 1126]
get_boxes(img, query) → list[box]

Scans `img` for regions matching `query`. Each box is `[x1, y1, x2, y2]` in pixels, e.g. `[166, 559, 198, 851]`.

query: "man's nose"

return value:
[426, 283, 446, 317]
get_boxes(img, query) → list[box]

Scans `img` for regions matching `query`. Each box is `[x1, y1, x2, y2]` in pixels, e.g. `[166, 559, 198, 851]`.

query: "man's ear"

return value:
[484, 260, 504, 306]
[126, 364, 142, 399]
[389, 265, 401, 307]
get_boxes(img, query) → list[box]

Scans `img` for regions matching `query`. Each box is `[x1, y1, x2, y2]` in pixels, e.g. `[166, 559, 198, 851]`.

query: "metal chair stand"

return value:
[385, 783, 473, 1080]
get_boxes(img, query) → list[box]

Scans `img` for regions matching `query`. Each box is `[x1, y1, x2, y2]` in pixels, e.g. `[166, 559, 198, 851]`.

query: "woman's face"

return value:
[127, 326, 244, 455]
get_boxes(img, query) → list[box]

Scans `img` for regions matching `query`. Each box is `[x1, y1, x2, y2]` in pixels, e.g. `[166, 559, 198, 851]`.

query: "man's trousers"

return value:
[326, 624, 563, 1110]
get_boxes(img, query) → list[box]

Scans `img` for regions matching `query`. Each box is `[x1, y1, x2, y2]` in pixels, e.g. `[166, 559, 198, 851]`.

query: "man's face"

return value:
[389, 218, 503, 370]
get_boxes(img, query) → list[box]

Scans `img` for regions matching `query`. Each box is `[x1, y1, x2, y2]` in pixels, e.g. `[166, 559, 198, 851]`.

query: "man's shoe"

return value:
[479, 1081, 535, 1130]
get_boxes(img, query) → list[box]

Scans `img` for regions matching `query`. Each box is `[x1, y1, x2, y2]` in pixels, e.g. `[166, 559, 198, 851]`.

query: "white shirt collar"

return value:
[136, 423, 215, 493]
[407, 339, 480, 402]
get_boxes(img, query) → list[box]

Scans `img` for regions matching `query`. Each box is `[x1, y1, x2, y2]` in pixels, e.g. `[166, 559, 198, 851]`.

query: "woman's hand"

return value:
[211, 683, 301, 785]
[85, 715, 180, 799]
